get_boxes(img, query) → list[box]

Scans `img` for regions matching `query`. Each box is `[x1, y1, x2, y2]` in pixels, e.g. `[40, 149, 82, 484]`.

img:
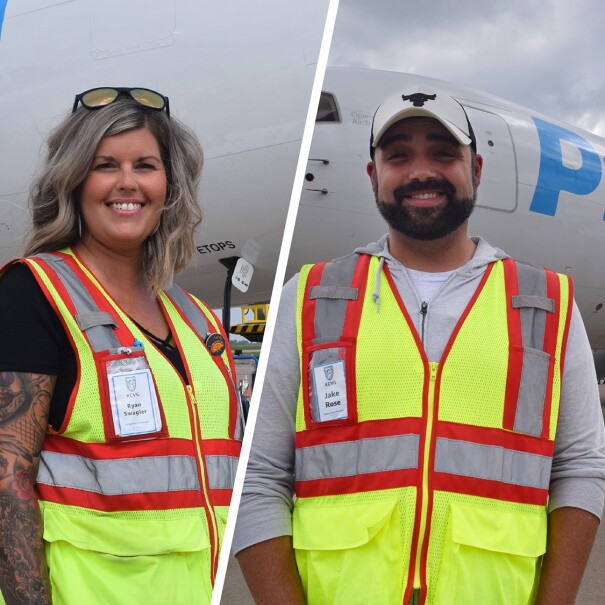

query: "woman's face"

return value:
[79, 127, 167, 255]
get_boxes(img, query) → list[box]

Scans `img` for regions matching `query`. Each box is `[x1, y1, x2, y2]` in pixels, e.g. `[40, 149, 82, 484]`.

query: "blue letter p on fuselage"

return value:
[530, 117, 602, 218]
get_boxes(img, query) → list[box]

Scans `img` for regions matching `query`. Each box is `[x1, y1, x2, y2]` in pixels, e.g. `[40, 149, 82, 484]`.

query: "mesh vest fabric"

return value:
[293, 253, 572, 605]
[0, 250, 241, 605]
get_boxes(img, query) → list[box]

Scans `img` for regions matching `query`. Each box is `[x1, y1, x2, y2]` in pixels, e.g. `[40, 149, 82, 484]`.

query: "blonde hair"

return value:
[25, 98, 204, 290]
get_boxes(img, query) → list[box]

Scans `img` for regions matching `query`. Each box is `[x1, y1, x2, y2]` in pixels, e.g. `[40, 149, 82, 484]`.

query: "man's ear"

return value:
[367, 161, 377, 193]
[473, 153, 483, 187]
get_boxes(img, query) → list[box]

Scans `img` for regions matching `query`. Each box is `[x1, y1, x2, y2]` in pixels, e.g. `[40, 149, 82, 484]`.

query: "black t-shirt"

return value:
[0, 263, 186, 431]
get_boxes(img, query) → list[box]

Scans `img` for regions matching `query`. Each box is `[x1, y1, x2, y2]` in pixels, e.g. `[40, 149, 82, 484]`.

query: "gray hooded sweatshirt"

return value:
[233, 235, 605, 554]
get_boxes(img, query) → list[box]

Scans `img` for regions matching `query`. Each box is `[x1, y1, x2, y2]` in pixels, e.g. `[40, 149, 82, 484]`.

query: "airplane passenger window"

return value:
[316, 92, 341, 122]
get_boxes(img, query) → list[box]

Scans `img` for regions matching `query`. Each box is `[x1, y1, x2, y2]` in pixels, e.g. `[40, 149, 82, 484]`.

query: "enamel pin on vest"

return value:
[205, 332, 226, 357]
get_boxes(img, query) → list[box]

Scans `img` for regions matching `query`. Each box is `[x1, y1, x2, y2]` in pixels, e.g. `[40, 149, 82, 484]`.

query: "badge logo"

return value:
[205, 332, 226, 357]
[126, 376, 137, 392]
[323, 365, 334, 381]
[401, 92, 437, 107]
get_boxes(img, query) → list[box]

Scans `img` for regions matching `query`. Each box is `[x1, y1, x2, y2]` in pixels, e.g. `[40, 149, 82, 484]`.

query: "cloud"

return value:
[329, 0, 605, 135]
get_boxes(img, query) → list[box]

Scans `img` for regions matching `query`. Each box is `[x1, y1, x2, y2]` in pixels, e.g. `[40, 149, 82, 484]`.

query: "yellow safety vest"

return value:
[0, 249, 243, 605]
[293, 253, 572, 605]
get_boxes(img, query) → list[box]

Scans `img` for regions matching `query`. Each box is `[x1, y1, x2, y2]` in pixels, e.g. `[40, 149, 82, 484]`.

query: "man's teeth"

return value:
[109, 202, 142, 211]
[410, 193, 440, 199]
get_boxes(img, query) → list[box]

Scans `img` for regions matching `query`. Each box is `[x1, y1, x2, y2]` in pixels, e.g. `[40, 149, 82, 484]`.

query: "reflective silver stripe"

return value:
[313, 254, 359, 343]
[37, 451, 200, 494]
[166, 284, 210, 340]
[516, 262, 548, 351]
[515, 348, 550, 436]
[434, 438, 550, 490]
[35, 254, 120, 352]
[513, 262, 553, 436]
[309, 286, 358, 300]
[76, 311, 118, 331]
[206, 455, 238, 490]
[295, 434, 419, 482]
[512, 295, 554, 313]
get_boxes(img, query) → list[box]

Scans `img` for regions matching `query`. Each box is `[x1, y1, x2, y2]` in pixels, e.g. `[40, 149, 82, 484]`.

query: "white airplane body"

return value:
[292, 67, 605, 371]
[0, 0, 328, 309]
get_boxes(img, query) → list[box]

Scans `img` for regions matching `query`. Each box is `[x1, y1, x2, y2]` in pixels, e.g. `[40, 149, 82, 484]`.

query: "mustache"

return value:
[393, 178, 456, 203]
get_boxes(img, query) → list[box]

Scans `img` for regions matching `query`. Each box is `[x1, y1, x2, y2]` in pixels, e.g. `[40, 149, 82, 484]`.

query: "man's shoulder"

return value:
[470, 238, 569, 281]
[321, 251, 361, 267]
[299, 252, 365, 290]
[301, 236, 388, 270]
[511, 257, 568, 279]
[301, 251, 362, 270]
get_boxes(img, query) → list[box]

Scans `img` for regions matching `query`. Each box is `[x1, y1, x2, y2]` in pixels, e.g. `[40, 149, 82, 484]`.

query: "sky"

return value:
[327, 0, 605, 136]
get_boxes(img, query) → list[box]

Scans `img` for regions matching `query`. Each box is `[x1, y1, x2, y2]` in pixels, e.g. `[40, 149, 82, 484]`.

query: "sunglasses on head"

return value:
[72, 87, 170, 118]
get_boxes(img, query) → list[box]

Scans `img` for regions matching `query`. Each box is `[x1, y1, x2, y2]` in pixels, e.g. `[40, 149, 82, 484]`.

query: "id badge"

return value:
[105, 351, 162, 438]
[312, 360, 348, 422]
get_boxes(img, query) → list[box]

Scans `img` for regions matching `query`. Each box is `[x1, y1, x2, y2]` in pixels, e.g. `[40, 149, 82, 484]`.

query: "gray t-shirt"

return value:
[233, 236, 605, 554]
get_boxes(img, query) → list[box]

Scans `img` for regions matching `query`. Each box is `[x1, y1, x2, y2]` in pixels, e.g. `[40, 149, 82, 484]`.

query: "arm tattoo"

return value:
[0, 372, 55, 605]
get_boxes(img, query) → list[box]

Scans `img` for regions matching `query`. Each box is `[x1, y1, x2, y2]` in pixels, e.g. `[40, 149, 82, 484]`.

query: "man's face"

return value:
[367, 117, 483, 241]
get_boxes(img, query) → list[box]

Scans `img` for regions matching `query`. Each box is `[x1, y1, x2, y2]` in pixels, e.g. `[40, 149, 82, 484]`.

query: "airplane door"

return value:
[464, 106, 517, 212]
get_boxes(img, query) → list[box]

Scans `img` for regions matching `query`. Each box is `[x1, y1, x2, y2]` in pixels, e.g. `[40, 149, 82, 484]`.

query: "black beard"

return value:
[375, 178, 477, 241]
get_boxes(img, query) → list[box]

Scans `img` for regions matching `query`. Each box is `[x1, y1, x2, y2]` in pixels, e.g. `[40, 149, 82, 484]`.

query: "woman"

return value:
[0, 88, 243, 605]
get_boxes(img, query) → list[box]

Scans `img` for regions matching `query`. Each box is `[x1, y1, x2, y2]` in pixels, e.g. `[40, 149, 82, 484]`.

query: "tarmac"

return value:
[220, 403, 605, 604]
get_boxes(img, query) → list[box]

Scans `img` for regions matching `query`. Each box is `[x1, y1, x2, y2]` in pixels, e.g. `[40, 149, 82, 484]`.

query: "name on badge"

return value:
[312, 360, 347, 422]
[109, 369, 161, 437]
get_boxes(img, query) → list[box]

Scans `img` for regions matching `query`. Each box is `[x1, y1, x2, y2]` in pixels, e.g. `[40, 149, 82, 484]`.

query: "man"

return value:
[233, 87, 605, 604]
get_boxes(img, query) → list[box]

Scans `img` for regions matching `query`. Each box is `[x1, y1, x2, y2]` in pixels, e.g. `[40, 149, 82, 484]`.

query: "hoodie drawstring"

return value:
[372, 257, 385, 312]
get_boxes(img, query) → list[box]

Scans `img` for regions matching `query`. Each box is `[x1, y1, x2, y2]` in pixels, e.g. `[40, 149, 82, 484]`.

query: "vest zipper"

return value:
[408, 589, 421, 605]
[186, 384, 221, 583]
[412, 361, 438, 596]
[420, 301, 428, 344]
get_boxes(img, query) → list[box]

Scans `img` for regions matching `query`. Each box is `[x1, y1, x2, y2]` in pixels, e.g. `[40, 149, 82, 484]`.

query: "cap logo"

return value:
[401, 93, 436, 107]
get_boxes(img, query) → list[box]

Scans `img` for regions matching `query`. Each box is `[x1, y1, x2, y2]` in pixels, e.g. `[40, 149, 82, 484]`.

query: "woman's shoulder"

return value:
[0, 260, 61, 326]
[0, 260, 71, 375]
[1, 260, 40, 290]
[2, 249, 76, 302]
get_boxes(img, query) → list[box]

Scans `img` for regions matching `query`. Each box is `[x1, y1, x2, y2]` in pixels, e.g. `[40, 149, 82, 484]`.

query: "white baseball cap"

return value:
[370, 86, 476, 154]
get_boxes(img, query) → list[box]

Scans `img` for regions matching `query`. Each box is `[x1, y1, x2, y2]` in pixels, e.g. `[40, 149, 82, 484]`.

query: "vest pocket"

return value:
[433, 503, 546, 604]
[42, 505, 212, 604]
[508, 345, 553, 437]
[45, 541, 211, 605]
[293, 499, 404, 604]
[302, 340, 356, 428]
[42, 505, 210, 555]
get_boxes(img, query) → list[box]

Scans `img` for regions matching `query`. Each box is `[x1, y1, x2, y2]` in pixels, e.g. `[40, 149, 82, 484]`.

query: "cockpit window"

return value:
[316, 92, 341, 123]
